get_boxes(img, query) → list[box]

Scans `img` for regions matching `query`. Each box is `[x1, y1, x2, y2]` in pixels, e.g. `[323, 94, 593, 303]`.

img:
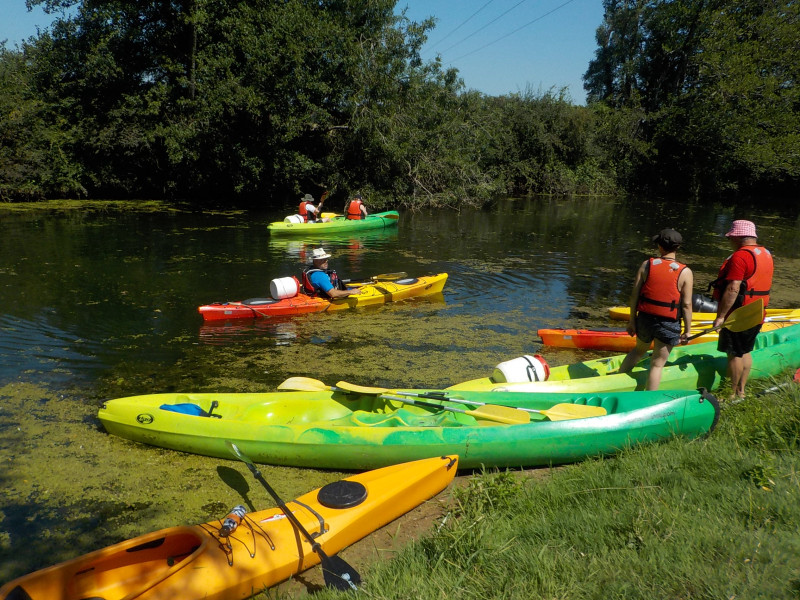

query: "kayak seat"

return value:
[242, 298, 280, 306]
[159, 402, 221, 418]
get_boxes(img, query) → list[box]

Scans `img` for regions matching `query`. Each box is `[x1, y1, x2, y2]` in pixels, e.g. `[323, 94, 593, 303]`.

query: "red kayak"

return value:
[199, 273, 448, 321]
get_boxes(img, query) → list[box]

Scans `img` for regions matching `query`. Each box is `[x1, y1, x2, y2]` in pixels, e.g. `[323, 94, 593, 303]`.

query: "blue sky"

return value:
[399, 0, 605, 104]
[1, 0, 604, 104]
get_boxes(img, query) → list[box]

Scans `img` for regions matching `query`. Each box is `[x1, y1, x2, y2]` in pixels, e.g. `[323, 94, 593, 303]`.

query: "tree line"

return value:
[0, 0, 797, 207]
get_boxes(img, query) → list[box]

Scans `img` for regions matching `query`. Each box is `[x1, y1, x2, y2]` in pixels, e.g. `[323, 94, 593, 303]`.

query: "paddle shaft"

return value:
[382, 394, 528, 424]
[686, 299, 763, 341]
[343, 272, 407, 286]
[226, 442, 358, 590]
[394, 391, 606, 420]
[395, 390, 541, 414]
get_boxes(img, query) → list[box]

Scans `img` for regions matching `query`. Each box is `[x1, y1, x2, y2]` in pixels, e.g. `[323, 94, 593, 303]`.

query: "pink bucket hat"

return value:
[725, 220, 757, 238]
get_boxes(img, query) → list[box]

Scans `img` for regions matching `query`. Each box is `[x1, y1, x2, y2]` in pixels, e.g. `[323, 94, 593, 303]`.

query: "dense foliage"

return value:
[0, 0, 797, 204]
[585, 0, 800, 196]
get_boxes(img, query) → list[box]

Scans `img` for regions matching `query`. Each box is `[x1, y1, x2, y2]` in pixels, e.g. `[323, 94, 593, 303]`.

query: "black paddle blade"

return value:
[321, 553, 360, 591]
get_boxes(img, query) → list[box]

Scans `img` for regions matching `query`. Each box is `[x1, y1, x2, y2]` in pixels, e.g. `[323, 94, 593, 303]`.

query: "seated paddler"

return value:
[302, 248, 361, 298]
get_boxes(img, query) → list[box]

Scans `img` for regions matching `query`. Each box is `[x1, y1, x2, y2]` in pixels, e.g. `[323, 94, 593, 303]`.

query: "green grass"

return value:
[307, 372, 800, 600]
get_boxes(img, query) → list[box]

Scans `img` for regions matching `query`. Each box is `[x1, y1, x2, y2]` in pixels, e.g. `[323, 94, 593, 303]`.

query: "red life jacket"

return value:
[636, 257, 687, 320]
[711, 245, 773, 309]
[346, 199, 364, 220]
[302, 268, 340, 296]
[298, 201, 316, 222]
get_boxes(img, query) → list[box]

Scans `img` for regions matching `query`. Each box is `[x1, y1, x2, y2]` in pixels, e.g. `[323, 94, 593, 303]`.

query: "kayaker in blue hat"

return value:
[617, 228, 694, 389]
[302, 248, 361, 299]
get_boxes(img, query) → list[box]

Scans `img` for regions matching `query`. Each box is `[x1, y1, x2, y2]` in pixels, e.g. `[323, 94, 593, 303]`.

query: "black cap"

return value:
[652, 228, 683, 248]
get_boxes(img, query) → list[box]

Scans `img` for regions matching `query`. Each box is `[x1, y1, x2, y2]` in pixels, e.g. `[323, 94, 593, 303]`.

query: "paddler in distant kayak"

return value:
[344, 194, 369, 220]
[298, 191, 329, 222]
[302, 248, 361, 299]
[617, 228, 694, 390]
[710, 219, 773, 400]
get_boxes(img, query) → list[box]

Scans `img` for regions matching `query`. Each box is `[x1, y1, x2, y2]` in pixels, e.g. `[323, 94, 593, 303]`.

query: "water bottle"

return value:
[218, 505, 247, 537]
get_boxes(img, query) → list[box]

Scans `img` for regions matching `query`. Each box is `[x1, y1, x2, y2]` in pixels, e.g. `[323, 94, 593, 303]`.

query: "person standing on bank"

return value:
[618, 229, 694, 390]
[710, 220, 773, 400]
[344, 194, 368, 220]
[302, 248, 361, 299]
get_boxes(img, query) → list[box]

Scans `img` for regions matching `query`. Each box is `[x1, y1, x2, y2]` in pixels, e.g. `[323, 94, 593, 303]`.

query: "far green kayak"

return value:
[98, 388, 719, 470]
[267, 211, 399, 235]
[447, 323, 800, 393]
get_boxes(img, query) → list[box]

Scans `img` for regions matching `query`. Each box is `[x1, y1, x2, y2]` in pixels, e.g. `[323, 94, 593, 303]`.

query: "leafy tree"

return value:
[0, 42, 85, 200]
[585, 0, 799, 195]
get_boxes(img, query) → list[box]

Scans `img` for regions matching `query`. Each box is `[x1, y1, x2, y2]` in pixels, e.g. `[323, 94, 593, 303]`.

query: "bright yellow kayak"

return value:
[0, 456, 457, 600]
[607, 306, 800, 322]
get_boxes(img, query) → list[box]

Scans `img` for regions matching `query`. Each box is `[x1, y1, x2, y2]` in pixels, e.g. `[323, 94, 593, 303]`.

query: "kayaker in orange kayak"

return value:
[617, 228, 694, 389]
[302, 248, 361, 299]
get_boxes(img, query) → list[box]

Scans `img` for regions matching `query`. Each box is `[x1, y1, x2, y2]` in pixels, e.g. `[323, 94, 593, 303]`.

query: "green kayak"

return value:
[448, 323, 800, 393]
[267, 211, 399, 235]
[98, 388, 719, 470]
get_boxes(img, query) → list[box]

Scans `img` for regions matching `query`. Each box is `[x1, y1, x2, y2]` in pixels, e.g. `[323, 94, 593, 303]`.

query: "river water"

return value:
[1, 196, 799, 584]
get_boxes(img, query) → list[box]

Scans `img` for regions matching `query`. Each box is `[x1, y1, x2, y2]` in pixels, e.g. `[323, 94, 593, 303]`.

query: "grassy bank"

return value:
[303, 372, 800, 600]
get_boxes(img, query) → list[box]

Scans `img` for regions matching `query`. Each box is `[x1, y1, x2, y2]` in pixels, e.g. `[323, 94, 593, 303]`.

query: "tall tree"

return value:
[584, 0, 799, 195]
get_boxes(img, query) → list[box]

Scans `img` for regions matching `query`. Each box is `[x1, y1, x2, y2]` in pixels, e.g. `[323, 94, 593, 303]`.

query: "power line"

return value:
[429, 0, 499, 50]
[440, 0, 531, 55]
[450, 0, 580, 62]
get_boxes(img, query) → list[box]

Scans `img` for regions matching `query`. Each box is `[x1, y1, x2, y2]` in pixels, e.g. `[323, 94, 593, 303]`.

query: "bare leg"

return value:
[618, 338, 652, 374]
[728, 353, 752, 398]
[647, 340, 673, 390]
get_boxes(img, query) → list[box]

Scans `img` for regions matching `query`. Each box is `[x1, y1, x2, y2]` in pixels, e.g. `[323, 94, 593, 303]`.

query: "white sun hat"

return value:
[310, 248, 332, 261]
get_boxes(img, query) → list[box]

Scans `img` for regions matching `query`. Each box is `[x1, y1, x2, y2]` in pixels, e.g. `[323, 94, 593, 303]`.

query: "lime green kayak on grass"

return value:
[447, 323, 800, 393]
[267, 211, 399, 235]
[98, 388, 719, 470]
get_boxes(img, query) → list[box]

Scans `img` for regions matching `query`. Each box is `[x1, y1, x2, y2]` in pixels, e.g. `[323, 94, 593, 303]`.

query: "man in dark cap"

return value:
[617, 228, 694, 389]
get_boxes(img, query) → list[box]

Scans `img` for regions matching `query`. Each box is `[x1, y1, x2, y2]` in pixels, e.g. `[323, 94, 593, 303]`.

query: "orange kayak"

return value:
[0, 456, 457, 600]
[538, 320, 796, 351]
[198, 273, 447, 321]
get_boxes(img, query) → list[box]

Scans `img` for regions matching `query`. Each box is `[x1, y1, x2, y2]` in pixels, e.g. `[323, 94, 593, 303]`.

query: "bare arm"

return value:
[626, 261, 648, 336]
[325, 287, 360, 298]
[713, 280, 741, 328]
[678, 268, 694, 343]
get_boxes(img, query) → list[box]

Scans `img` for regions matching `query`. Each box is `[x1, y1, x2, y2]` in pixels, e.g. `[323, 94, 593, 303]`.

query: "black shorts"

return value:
[717, 324, 762, 358]
[636, 312, 681, 346]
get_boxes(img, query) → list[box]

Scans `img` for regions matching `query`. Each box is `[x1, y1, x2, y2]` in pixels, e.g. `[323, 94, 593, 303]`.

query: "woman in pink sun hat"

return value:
[710, 219, 774, 400]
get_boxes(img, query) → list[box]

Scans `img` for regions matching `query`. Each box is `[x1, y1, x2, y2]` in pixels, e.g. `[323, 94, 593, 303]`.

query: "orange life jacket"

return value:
[710, 245, 773, 309]
[346, 199, 364, 220]
[298, 201, 316, 222]
[302, 268, 340, 296]
[636, 257, 687, 320]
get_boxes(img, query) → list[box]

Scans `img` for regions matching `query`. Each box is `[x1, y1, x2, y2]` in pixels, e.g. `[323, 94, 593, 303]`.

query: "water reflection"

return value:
[2, 196, 799, 391]
[198, 317, 299, 346]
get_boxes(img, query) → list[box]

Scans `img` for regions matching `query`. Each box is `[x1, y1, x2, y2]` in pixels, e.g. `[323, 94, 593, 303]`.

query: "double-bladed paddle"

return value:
[334, 382, 607, 422]
[225, 441, 360, 591]
[379, 394, 530, 425]
[275, 377, 607, 421]
[686, 298, 764, 341]
[342, 272, 408, 286]
[389, 390, 607, 421]
[276, 377, 528, 424]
